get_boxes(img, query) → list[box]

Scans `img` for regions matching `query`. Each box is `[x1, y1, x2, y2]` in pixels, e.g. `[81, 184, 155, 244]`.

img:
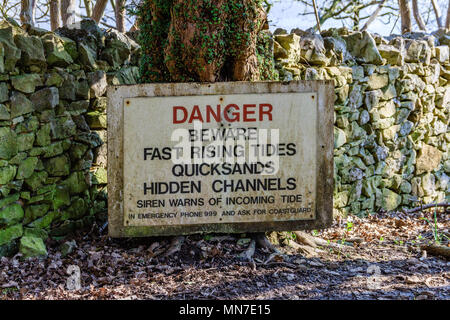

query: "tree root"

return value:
[420, 244, 450, 260]
[239, 240, 256, 261]
[253, 232, 281, 253]
[291, 231, 347, 256]
[404, 202, 449, 214]
[287, 240, 321, 257]
[164, 236, 185, 257]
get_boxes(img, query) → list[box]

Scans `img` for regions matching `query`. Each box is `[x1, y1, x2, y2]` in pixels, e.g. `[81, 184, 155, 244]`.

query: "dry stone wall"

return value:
[0, 19, 139, 258]
[273, 27, 449, 217]
[0, 17, 448, 258]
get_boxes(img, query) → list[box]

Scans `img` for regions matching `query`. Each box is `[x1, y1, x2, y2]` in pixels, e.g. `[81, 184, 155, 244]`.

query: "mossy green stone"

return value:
[0, 103, 9, 120]
[23, 227, 48, 240]
[334, 127, 347, 148]
[381, 188, 402, 211]
[36, 123, 51, 146]
[0, 82, 8, 103]
[0, 165, 16, 184]
[49, 116, 76, 140]
[64, 171, 89, 194]
[44, 184, 70, 210]
[93, 167, 107, 184]
[0, 203, 24, 226]
[0, 238, 19, 257]
[400, 181, 412, 194]
[10, 91, 34, 118]
[86, 111, 107, 129]
[0, 193, 19, 209]
[0, 127, 18, 160]
[16, 156, 38, 179]
[24, 170, 48, 191]
[61, 197, 87, 220]
[27, 210, 58, 229]
[41, 33, 73, 66]
[44, 155, 70, 176]
[0, 24, 21, 72]
[0, 42, 4, 73]
[14, 34, 46, 69]
[14, 116, 39, 133]
[367, 73, 388, 90]
[30, 87, 59, 111]
[10, 74, 41, 93]
[47, 50, 74, 67]
[17, 132, 35, 152]
[70, 143, 88, 160]
[24, 204, 50, 224]
[45, 71, 64, 87]
[42, 141, 65, 158]
[0, 223, 23, 246]
[19, 235, 47, 258]
[9, 152, 26, 165]
[60, 36, 78, 60]
[20, 191, 30, 200]
[79, 43, 97, 71]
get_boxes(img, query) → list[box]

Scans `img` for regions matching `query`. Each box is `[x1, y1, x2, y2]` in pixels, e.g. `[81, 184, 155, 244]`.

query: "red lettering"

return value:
[189, 105, 204, 123]
[259, 103, 273, 121]
[173, 106, 188, 124]
[243, 104, 256, 122]
[223, 104, 239, 122]
[206, 105, 221, 122]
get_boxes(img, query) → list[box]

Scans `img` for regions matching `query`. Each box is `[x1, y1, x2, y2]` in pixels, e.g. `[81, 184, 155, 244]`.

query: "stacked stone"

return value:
[0, 19, 140, 258]
[273, 27, 449, 217]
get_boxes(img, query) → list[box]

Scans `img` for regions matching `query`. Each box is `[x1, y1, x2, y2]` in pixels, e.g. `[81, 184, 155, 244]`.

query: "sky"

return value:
[268, 0, 399, 36]
[29, 0, 445, 37]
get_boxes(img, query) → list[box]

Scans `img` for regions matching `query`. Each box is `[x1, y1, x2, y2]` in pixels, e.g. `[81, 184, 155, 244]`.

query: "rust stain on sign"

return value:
[108, 81, 334, 237]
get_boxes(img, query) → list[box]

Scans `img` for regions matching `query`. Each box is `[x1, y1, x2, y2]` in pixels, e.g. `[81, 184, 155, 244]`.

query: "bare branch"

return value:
[412, 0, 427, 31]
[431, 0, 443, 28]
[361, 0, 387, 31]
[312, 0, 321, 32]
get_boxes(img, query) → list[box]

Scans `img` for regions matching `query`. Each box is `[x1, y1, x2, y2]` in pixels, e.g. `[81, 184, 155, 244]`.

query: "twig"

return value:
[404, 202, 449, 214]
[312, 0, 321, 33]
[361, 0, 386, 31]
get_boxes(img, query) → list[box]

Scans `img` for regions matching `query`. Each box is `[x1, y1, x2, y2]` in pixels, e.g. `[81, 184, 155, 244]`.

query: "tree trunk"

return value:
[139, 0, 272, 83]
[115, 0, 125, 32]
[50, 0, 61, 31]
[61, 0, 77, 26]
[92, 0, 108, 23]
[84, 0, 92, 17]
[431, 0, 443, 28]
[447, 0, 450, 29]
[398, 0, 412, 34]
[412, 0, 427, 31]
[20, 0, 36, 26]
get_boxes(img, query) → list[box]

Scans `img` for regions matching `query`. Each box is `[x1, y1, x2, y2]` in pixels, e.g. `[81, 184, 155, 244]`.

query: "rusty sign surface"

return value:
[108, 81, 334, 237]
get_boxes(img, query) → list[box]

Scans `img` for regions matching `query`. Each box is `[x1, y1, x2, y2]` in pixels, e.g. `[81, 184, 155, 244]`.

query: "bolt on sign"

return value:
[108, 81, 334, 237]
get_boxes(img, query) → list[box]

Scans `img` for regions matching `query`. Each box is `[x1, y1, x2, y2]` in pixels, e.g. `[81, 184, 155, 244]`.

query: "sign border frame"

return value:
[107, 81, 334, 237]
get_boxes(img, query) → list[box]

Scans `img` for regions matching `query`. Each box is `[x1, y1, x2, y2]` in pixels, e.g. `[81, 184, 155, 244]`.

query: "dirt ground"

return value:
[0, 209, 449, 300]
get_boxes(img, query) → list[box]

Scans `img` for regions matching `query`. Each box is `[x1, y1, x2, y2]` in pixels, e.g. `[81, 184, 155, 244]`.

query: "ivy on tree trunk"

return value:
[137, 0, 277, 83]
